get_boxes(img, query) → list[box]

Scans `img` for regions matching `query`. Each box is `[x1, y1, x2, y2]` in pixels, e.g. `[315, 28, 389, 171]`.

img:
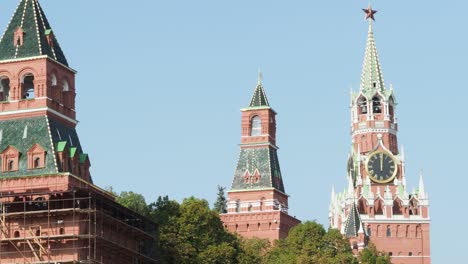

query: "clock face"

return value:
[366, 151, 398, 183]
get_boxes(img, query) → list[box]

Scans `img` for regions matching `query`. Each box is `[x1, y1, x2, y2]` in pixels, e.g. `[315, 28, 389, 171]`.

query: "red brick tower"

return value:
[0, 1, 158, 263]
[329, 6, 431, 264]
[221, 74, 300, 241]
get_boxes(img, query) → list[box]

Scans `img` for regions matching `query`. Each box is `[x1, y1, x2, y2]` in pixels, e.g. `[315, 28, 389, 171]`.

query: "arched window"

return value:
[357, 97, 368, 114]
[406, 225, 410, 238]
[396, 225, 401, 237]
[416, 225, 421, 238]
[358, 199, 367, 214]
[393, 199, 403, 215]
[34, 157, 41, 169]
[51, 74, 57, 86]
[62, 79, 69, 92]
[409, 252, 413, 256]
[0, 77, 10, 101]
[7, 160, 14, 171]
[374, 199, 384, 215]
[248, 203, 252, 212]
[14, 231, 20, 238]
[250, 116, 262, 136]
[22, 74, 35, 99]
[367, 225, 372, 236]
[376, 225, 381, 237]
[386, 226, 392, 237]
[372, 96, 382, 113]
[235, 200, 241, 213]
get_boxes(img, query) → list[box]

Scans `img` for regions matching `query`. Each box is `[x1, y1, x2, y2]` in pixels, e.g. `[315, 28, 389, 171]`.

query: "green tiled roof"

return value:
[248, 84, 270, 108]
[231, 147, 285, 193]
[0, 116, 84, 178]
[69, 147, 77, 158]
[360, 21, 384, 93]
[0, 0, 68, 66]
[344, 202, 364, 238]
[79, 153, 88, 164]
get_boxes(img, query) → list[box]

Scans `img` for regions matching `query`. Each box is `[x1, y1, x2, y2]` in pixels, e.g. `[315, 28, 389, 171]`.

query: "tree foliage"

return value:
[213, 185, 228, 214]
[112, 189, 391, 264]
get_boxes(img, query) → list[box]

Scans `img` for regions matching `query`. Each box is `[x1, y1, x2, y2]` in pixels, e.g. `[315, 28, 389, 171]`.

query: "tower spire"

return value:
[0, 0, 69, 66]
[249, 72, 270, 108]
[360, 6, 385, 92]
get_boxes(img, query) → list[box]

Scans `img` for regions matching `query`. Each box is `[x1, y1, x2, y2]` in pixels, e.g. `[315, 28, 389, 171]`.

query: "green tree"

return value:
[359, 243, 392, 264]
[213, 185, 228, 214]
[265, 222, 357, 264]
[237, 238, 271, 264]
[115, 191, 150, 216]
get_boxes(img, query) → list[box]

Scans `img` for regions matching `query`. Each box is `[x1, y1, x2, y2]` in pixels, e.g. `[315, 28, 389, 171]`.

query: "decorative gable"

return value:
[1, 145, 20, 172]
[27, 143, 46, 170]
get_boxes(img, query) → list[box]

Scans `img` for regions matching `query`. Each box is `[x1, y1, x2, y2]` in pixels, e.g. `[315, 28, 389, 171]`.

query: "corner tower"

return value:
[329, 7, 431, 264]
[0, 1, 158, 263]
[221, 74, 300, 241]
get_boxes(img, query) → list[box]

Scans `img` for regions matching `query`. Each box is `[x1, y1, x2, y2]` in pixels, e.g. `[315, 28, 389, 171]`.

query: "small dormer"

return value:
[79, 153, 91, 182]
[14, 27, 24, 46]
[27, 144, 46, 170]
[1, 146, 20, 172]
[45, 29, 54, 47]
[55, 141, 69, 172]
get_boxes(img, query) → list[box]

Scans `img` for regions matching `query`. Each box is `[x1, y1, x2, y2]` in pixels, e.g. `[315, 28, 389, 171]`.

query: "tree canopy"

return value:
[112, 189, 391, 264]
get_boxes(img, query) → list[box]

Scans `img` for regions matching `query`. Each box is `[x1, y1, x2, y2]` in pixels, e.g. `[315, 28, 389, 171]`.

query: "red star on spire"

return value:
[362, 5, 378, 21]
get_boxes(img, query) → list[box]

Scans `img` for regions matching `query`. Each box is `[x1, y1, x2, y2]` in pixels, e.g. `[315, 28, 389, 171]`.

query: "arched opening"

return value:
[358, 199, 367, 214]
[250, 116, 262, 136]
[357, 97, 368, 114]
[388, 96, 395, 116]
[235, 199, 241, 213]
[409, 198, 419, 215]
[62, 79, 69, 92]
[386, 226, 391, 237]
[396, 225, 401, 237]
[416, 225, 421, 238]
[22, 74, 35, 99]
[374, 199, 384, 215]
[376, 225, 381, 237]
[0, 77, 10, 101]
[14, 231, 20, 238]
[406, 225, 410, 238]
[393, 199, 403, 215]
[51, 74, 57, 86]
[389, 252, 393, 257]
[33, 157, 41, 169]
[409, 252, 413, 256]
[7, 160, 14, 171]
[372, 96, 382, 113]
[367, 225, 372, 236]
[248, 203, 252, 212]
[260, 197, 265, 211]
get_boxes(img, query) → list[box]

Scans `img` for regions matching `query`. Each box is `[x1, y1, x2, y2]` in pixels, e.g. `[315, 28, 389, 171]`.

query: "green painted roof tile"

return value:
[79, 153, 88, 164]
[248, 83, 270, 108]
[56, 141, 67, 152]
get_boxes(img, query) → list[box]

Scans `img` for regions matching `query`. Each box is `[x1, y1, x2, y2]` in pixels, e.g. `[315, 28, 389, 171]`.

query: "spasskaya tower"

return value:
[329, 6, 431, 264]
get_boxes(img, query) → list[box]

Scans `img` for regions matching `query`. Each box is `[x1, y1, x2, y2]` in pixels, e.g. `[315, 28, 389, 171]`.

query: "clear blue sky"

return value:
[1, 0, 463, 261]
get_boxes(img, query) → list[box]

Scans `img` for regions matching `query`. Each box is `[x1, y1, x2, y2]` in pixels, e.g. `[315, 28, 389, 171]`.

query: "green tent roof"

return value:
[0, 0, 69, 66]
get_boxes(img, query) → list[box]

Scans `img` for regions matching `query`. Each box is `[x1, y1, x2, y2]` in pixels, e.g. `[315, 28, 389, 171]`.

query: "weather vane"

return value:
[362, 5, 378, 21]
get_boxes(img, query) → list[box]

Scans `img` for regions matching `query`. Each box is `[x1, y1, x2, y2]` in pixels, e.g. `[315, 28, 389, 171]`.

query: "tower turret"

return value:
[221, 73, 300, 241]
[330, 7, 431, 263]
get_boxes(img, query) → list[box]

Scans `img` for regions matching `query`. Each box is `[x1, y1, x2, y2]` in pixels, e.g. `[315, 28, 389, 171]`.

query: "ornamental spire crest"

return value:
[360, 6, 385, 93]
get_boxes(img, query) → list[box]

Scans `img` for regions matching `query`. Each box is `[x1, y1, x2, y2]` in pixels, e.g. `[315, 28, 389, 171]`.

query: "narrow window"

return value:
[372, 96, 382, 113]
[416, 225, 421, 238]
[235, 200, 241, 213]
[250, 116, 262, 136]
[33, 157, 40, 169]
[373, 82, 377, 88]
[7, 160, 14, 171]
[248, 203, 252, 212]
[409, 252, 413, 256]
[389, 252, 393, 257]
[14, 231, 20, 238]
[406, 225, 410, 238]
[386, 226, 391, 237]
[358, 97, 368, 114]
[0, 78, 10, 102]
[59, 228, 65, 235]
[367, 225, 372, 236]
[22, 74, 35, 99]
